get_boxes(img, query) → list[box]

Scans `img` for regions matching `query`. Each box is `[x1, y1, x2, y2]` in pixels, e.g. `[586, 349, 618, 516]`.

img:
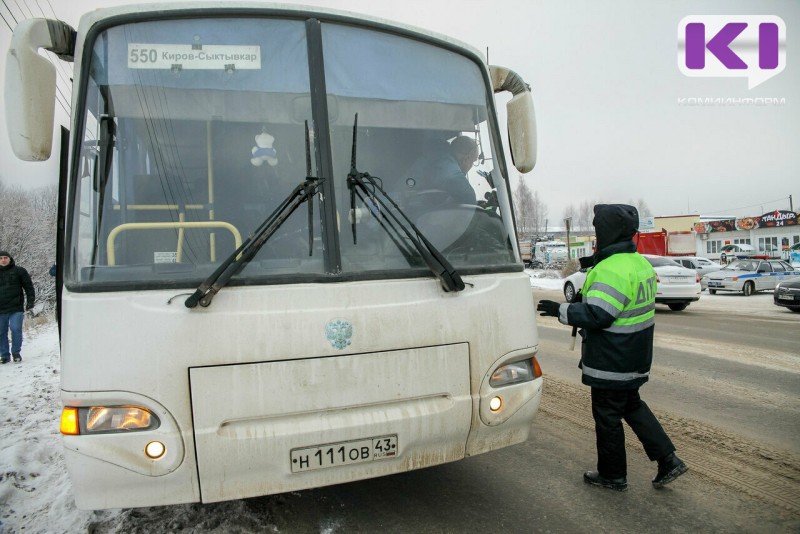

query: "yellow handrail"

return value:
[112, 204, 206, 210]
[106, 221, 242, 266]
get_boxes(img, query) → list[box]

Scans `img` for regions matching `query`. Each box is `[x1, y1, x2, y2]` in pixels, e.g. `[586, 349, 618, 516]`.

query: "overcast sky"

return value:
[1, 0, 798, 221]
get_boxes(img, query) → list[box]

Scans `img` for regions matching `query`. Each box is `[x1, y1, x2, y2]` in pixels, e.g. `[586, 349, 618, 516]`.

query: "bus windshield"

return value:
[68, 16, 516, 290]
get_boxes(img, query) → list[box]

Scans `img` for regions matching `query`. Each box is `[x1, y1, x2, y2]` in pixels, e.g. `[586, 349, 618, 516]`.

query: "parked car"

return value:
[773, 277, 800, 312]
[563, 269, 587, 303]
[703, 259, 800, 296]
[561, 255, 700, 311]
[644, 255, 702, 310]
[671, 256, 723, 290]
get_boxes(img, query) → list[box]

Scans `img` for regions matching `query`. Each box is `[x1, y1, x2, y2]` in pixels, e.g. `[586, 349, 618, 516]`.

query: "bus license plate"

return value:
[291, 435, 398, 473]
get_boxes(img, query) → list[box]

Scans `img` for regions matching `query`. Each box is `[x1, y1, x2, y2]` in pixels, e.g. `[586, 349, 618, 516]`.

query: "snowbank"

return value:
[0, 322, 105, 533]
[525, 269, 565, 291]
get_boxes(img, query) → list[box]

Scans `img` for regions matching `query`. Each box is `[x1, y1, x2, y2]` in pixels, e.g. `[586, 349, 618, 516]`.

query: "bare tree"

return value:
[577, 200, 594, 233]
[629, 198, 653, 217]
[0, 180, 58, 311]
[512, 176, 550, 238]
[530, 190, 548, 237]
[512, 176, 535, 236]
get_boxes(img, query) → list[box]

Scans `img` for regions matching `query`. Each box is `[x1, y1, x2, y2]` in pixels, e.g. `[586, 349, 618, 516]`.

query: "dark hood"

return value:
[593, 204, 639, 251]
[579, 204, 639, 267]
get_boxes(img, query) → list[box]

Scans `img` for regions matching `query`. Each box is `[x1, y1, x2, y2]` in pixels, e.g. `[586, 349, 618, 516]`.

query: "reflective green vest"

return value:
[584, 254, 656, 333]
[580, 252, 656, 389]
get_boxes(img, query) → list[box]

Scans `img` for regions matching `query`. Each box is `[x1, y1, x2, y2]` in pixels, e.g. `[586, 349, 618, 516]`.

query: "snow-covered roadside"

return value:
[0, 322, 109, 533]
[0, 271, 562, 533]
[525, 268, 564, 291]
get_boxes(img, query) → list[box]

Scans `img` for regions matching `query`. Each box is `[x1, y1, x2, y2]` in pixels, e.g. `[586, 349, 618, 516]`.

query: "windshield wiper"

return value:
[185, 122, 321, 308]
[346, 114, 465, 293]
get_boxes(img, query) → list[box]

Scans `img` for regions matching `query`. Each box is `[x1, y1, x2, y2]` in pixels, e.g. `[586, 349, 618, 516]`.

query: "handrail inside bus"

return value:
[106, 221, 242, 266]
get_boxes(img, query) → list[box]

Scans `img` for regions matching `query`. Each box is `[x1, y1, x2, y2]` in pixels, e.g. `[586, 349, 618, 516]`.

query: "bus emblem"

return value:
[325, 319, 353, 349]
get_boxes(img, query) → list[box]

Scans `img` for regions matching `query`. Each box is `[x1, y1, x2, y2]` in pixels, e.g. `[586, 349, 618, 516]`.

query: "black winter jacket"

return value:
[0, 255, 35, 314]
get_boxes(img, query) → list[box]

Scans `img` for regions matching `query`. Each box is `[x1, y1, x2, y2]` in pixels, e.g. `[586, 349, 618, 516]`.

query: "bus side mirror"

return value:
[490, 65, 537, 174]
[5, 19, 73, 161]
[505, 90, 537, 173]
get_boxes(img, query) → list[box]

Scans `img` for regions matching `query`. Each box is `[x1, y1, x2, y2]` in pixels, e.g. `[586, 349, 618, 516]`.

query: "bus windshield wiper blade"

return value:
[346, 114, 465, 293]
[184, 177, 321, 308]
[185, 122, 321, 308]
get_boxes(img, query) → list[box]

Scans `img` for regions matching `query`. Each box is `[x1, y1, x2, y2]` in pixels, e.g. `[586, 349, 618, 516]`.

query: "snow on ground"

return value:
[0, 321, 106, 533]
[525, 268, 564, 290]
[0, 277, 789, 533]
[0, 269, 563, 533]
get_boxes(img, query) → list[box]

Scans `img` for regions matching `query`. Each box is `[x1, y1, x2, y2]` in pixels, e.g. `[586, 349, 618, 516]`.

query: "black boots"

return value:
[583, 470, 628, 491]
[584, 453, 687, 491]
[12, 353, 21, 362]
[652, 453, 688, 488]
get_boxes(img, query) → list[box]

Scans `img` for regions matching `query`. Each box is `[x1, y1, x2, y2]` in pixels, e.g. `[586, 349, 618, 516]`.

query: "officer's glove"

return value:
[574, 290, 583, 303]
[537, 299, 562, 317]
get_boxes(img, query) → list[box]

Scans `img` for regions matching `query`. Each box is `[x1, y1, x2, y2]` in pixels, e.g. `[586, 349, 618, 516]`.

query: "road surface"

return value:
[93, 288, 800, 533]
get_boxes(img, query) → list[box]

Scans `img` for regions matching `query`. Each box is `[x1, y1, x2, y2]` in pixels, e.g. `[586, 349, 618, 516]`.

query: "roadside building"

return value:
[693, 210, 800, 261]
[535, 209, 799, 263]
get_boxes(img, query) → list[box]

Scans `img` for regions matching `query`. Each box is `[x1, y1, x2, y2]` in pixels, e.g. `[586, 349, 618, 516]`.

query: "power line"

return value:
[13, 0, 31, 18]
[25, 0, 74, 93]
[700, 196, 790, 216]
[1, 2, 68, 116]
[33, 0, 74, 85]
[0, 9, 13, 29]
[1, 0, 19, 24]
[2, 0, 72, 113]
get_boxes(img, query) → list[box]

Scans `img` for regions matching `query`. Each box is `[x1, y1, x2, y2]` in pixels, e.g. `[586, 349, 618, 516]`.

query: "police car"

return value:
[703, 259, 800, 296]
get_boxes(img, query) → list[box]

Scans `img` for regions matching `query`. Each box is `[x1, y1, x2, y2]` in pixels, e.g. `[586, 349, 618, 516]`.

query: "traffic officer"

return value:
[537, 204, 687, 491]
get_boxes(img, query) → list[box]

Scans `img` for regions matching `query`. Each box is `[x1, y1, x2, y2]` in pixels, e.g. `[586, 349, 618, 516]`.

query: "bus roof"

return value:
[76, 2, 485, 60]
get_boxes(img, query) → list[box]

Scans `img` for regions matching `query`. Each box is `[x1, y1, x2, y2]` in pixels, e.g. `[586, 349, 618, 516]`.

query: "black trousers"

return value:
[591, 387, 675, 479]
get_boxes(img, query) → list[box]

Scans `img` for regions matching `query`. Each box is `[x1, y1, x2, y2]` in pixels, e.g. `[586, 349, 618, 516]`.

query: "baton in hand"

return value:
[569, 289, 582, 351]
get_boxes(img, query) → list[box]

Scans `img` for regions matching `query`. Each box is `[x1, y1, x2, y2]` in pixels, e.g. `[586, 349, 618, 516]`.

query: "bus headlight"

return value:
[489, 357, 542, 387]
[60, 406, 160, 435]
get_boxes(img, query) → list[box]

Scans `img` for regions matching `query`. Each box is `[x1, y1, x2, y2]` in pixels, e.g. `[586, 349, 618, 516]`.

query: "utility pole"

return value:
[791, 194, 794, 212]
[565, 218, 572, 260]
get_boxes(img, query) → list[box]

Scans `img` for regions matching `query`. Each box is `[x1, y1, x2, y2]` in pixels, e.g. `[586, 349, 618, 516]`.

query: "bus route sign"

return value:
[127, 43, 261, 70]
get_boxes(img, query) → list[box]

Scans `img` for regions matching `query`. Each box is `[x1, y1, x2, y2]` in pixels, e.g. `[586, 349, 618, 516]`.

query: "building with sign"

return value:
[538, 210, 799, 263]
[693, 210, 800, 261]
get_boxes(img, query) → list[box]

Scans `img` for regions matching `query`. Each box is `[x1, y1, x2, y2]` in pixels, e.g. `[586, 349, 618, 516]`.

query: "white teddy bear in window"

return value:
[250, 132, 278, 167]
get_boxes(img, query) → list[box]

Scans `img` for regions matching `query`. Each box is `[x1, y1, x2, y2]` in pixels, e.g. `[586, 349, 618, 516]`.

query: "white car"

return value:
[562, 269, 587, 303]
[562, 255, 701, 311]
[671, 256, 723, 290]
[703, 259, 800, 296]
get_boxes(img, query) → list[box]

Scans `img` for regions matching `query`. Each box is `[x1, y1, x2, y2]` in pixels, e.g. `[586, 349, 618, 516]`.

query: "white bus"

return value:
[6, 3, 542, 510]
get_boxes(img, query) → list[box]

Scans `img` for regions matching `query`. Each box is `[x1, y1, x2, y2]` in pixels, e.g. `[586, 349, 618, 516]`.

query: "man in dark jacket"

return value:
[537, 205, 687, 491]
[0, 251, 35, 363]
